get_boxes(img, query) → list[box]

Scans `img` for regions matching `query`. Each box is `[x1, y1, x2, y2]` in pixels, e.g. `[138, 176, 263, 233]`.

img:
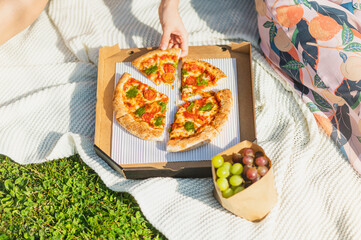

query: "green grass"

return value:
[0, 155, 166, 240]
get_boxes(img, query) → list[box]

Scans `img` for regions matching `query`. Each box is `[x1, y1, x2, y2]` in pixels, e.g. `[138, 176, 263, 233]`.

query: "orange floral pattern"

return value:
[257, 0, 361, 173]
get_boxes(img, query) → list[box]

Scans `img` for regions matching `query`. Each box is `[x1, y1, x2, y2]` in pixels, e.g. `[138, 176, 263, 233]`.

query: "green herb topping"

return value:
[196, 75, 208, 86]
[170, 62, 177, 69]
[184, 122, 195, 132]
[144, 64, 158, 75]
[187, 102, 195, 112]
[135, 106, 146, 117]
[181, 69, 189, 76]
[126, 86, 138, 98]
[199, 102, 213, 111]
[154, 117, 164, 126]
[158, 101, 167, 113]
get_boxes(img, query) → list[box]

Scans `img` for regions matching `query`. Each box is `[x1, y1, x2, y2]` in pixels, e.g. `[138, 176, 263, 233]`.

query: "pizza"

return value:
[167, 89, 233, 152]
[113, 72, 169, 141]
[180, 57, 227, 100]
[132, 48, 181, 85]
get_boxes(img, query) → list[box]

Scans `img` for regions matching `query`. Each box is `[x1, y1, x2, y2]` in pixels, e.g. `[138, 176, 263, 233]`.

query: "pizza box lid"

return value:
[94, 42, 256, 179]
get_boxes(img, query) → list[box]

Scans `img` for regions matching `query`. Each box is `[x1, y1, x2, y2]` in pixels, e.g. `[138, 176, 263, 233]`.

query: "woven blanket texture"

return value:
[1, 0, 361, 239]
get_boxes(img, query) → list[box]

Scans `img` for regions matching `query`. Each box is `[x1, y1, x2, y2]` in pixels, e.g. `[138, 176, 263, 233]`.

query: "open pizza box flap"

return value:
[94, 42, 256, 179]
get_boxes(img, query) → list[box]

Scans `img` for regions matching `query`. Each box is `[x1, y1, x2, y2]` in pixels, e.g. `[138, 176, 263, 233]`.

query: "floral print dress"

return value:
[256, 0, 361, 173]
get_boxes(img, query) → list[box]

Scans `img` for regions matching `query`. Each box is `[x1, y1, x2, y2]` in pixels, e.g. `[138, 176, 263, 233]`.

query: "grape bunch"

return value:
[212, 148, 270, 198]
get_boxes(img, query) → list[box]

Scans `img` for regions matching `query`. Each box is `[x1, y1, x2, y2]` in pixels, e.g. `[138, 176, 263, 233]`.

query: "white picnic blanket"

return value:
[1, 0, 361, 239]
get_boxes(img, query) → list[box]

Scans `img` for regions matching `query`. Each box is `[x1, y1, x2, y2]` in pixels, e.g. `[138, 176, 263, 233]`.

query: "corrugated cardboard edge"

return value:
[95, 45, 121, 154]
[212, 140, 278, 221]
[94, 43, 256, 179]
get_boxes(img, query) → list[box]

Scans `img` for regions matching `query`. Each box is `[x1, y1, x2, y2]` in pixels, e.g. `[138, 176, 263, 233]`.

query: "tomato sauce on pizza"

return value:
[118, 74, 168, 130]
[180, 58, 227, 100]
[132, 48, 181, 85]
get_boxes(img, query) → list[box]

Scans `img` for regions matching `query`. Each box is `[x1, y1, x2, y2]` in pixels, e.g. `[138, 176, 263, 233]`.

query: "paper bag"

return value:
[212, 140, 277, 221]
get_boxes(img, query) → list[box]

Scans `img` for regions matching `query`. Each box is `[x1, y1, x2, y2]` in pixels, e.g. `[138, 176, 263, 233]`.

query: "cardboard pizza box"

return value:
[94, 42, 256, 179]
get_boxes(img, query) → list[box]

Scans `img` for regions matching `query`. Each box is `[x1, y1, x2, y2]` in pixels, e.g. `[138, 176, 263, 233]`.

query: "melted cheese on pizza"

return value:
[140, 54, 179, 85]
[122, 78, 168, 128]
[169, 96, 219, 139]
[181, 62, 216, 100]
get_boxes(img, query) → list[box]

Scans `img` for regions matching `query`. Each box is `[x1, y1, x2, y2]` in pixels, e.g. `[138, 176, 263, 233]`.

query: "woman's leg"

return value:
[256, 0, 361, 173]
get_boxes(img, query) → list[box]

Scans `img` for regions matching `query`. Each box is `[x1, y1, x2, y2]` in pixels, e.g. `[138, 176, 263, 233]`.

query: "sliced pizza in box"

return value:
[113, 73, 169, 141]
[181, 57, 227, 100]
[167, 89, 233, 152]
[132, 48, 181, 85]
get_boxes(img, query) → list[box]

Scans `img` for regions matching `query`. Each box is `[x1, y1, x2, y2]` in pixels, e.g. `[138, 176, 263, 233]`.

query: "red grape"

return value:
[246, 168, 257, 180]
[243, 148, 255, 157]
[252, 174, 261, 183]
[257, 166, 268, 176]
[255, 156, 268, 166]
[232, 153, 243, 164]
[242, 164, 253, 176]
[242, 156, 254, 165]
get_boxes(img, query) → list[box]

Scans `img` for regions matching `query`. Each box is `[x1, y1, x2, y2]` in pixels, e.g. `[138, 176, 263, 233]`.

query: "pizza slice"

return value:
[132, 48, 181, 85]
[181, 57, 227, 100]
[167, 89, 233, 152]
[113, 73, 169, 141]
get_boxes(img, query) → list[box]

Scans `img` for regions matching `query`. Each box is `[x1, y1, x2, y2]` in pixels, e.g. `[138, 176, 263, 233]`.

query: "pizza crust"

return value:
[116, 114, 164, 141]
[112, 72, 165, 141]
[167, 89, 233, 152]
[132, 50, 158, 70]
[166, 125, 218, 152]
[215, 89, 233, 114]
[132, 48, 181, 70]
[182, 57, 227, 80]
[113, 72, 132, 119]
[212, 89, 233, 133]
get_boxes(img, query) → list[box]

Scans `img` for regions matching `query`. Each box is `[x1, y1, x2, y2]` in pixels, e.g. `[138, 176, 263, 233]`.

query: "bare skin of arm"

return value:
[158, 0, 188, 57]
[0, 0, 48, 45]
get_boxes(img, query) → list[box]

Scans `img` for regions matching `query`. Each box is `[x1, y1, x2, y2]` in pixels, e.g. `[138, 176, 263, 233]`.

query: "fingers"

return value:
[160, 32, 188, 58]
[168, 37, 175, 49]
[160, 31, 171, 50]
[179, 34, 188, 58]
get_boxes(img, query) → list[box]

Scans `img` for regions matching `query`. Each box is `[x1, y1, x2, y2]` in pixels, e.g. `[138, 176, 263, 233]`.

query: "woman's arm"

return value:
[0, 0, 48, 45]
[158, 0, 188, 57]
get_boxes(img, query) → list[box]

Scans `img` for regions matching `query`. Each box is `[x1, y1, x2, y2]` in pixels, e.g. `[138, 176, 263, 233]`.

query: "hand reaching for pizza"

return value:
[158, 0, 188, 58]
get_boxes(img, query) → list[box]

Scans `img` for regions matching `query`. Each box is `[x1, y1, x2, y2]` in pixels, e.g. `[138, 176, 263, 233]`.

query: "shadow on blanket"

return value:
[190, 0, 259, 47]
[104, 0, 162, 48]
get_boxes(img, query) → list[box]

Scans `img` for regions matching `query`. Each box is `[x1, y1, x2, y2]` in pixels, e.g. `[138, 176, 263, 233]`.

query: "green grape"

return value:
[230, 163, 243, 175]
[211, 155, 224, 168]
[221, 162, 232, 171]
[222, 188, 234, 198]
[229, 175, 244, 187]
[216, 177, 229, 191]
[216, 166, 230, 178]
[233, 185, 245, 194]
